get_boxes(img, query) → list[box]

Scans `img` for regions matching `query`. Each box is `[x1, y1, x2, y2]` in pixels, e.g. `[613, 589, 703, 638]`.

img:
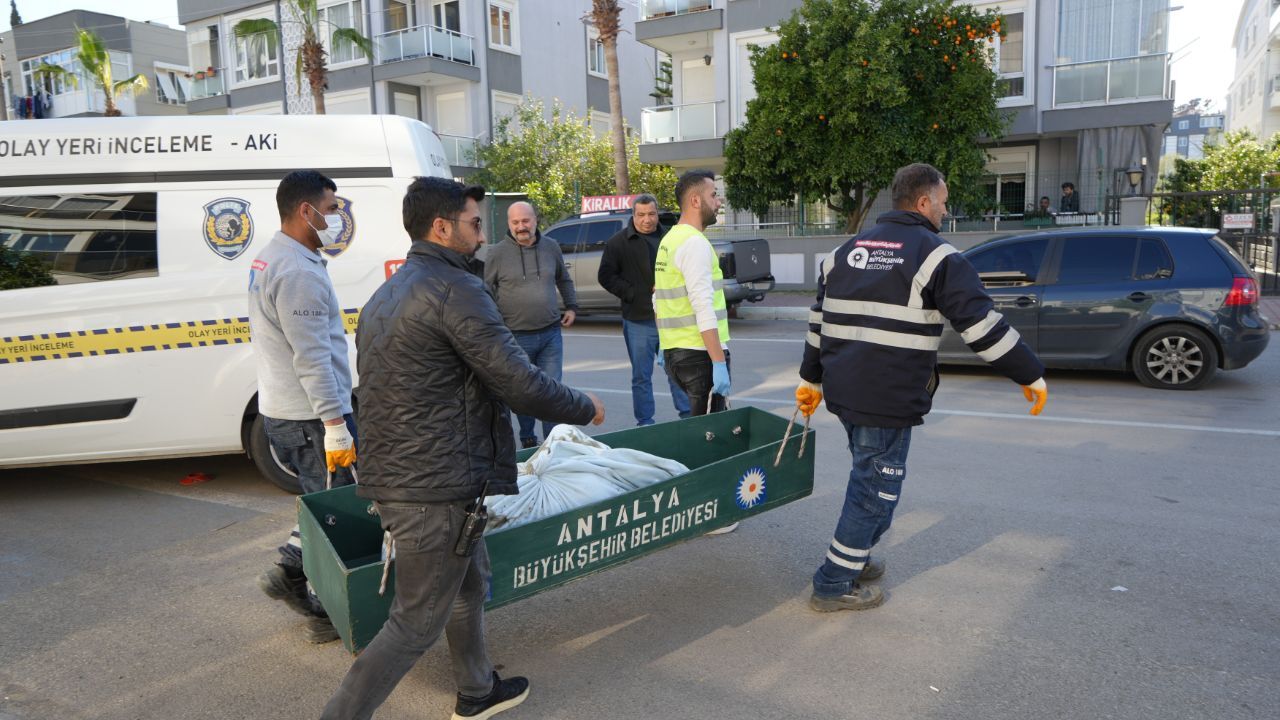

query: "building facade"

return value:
[635, 0, 1174, 221]
[2, 10, 190, 120]
[1164, 112, 1225, 161]
[176, 0, 660, 176]
[1226, 0, 1279, 141]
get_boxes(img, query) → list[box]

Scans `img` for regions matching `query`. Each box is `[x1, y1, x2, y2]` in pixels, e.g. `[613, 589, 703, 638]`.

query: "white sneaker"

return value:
[706, 521, 739, 536]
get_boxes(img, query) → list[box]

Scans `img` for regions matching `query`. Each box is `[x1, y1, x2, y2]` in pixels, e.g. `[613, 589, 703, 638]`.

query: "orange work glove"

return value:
[1021, 378, 1047, 416]
[795, 380, 823, 417]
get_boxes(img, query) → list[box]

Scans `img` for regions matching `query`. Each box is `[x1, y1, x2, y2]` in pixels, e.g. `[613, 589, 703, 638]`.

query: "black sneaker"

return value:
[452, 672, 530, 720]
[258, 564, 313, 617]
[859, 557, 885, 582]
[809, 583, 885, 612]
[520, 437, 539, 450]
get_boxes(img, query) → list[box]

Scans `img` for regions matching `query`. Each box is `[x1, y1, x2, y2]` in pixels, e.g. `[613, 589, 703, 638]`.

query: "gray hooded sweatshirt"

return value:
[484, 230, 578, 332]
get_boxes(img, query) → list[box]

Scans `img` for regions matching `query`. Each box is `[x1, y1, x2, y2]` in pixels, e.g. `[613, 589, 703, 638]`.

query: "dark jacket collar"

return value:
[408, 239, 475, 271]
[627, 221, 667, 241]
[876, 209, 940, 234]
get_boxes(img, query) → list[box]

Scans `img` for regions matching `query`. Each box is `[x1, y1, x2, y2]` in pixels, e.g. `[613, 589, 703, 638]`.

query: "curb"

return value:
[736, 305, 809, 321]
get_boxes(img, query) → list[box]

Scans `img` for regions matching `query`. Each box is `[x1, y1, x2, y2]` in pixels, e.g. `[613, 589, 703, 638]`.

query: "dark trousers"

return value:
[262, 413, 357, 570]
[663, 348, 731, 416]
[321, 500, 494, 719]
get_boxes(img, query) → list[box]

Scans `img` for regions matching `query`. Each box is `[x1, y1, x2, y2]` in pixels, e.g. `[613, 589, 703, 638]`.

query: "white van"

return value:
[0, 115, 453, 491]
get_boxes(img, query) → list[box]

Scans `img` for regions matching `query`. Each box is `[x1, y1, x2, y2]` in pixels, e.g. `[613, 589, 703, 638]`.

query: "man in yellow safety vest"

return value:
[653, 169, 731, 418]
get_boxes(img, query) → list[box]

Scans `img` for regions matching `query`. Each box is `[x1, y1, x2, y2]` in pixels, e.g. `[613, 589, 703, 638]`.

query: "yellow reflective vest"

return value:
[653, 224, 730, 351]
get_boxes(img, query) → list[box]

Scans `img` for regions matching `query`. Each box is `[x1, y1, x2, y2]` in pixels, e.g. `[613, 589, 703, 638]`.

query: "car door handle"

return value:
[1013, 296, 1037, 308]
[1127, 292, 1151, 302]
[564, 262, 573, 269]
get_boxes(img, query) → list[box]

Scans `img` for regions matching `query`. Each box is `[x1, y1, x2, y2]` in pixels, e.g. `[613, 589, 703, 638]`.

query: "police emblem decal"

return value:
[203, 198, 254, 260]
[320, 196, 357, 258]
[735, 467, 767, 509]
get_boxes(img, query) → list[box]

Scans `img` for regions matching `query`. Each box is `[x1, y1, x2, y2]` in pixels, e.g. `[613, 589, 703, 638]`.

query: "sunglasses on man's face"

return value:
[446, 216, 483, 231]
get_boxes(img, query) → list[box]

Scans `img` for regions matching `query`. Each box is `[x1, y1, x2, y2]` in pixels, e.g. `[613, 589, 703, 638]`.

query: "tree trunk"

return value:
[840, 186, 878, 234]
[103, 91, 121, 117]
[604, 35, 629, 195]
[303, 37, 328, 114]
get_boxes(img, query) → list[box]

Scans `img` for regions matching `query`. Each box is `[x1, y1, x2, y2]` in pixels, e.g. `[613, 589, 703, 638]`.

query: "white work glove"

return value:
[323, 421, 357, 472]
[1021, 378, 1047, 416]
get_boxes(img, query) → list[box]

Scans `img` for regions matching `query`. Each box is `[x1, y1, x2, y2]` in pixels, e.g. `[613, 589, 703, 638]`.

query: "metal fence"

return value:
[1147, 188, 1278, 295]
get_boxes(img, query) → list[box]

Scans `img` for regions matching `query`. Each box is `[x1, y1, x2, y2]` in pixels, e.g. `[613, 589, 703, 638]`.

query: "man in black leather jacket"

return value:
[321, 177, 605, 720]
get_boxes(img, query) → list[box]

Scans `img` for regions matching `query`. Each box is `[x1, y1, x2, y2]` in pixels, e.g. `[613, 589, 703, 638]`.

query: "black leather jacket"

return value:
[354, 240, 596, 503]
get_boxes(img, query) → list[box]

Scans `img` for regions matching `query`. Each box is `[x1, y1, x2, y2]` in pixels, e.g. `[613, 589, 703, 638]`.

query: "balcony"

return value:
[641, 0, 713, 20]
[636, 1, 722, 54]
[188, 67, 226, 100]
[438, 133, 481, 167]
[638, 101, 726, 168]
[1052, 54, 1169, 108]
[372, 24, 481, 84]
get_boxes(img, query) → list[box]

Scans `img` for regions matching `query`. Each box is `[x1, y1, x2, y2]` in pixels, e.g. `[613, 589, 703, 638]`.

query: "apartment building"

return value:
[176, 0, 660, 176]
[2, 10, 190, 120]
[1164, 112, 1225, 161]
[634, 0, 1174, 219]
[1226, 0, 1279, 141]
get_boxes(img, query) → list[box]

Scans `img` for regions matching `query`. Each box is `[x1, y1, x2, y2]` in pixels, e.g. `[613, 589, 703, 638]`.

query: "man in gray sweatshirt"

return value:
[484, 201, 578, 448]
[247, 170, 358, 644]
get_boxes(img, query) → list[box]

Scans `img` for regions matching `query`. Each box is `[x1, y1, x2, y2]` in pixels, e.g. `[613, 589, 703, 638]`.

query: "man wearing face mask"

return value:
[247, 170, 358, 644]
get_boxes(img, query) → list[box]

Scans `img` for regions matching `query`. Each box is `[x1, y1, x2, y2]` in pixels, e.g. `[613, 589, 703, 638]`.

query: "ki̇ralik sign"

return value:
[1222, 213, 1255, 230]
[582, 194, 639, 213]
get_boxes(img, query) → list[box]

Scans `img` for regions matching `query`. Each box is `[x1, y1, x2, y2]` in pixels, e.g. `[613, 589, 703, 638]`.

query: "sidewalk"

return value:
[741, 291, 1280, 329]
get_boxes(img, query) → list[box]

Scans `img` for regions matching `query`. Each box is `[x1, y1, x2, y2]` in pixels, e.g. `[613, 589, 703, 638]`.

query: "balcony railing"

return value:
[438, 133, 480, 166]
[641, 0, 713, 21]
[640, 101, 720, 144]
[1052, 54, 1169, 107]
[375, 24, 475, 66]
[188, 67, 226, 100]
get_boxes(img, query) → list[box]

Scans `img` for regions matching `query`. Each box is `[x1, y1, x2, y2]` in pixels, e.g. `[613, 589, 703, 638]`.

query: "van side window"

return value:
[0, 192, 158, 288]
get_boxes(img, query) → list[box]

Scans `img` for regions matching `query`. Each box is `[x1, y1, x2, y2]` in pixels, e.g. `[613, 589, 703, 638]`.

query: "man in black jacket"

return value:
[598, 194, 692, 425]
[794, 164, 1048, 613]
[321, 177, 605, 720]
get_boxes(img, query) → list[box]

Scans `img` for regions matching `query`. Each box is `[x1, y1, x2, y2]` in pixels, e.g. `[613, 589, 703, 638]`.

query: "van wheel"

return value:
[248, 414, 303, 494]
[1131, 325, 1218, 390]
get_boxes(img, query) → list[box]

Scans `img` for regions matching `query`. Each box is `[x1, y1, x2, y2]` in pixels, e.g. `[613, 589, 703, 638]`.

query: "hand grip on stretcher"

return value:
[772, 407, 811, 467]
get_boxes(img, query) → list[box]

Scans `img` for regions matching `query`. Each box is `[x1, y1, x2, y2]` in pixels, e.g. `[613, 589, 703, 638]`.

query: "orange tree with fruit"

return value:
[724, 0, 1008, 232]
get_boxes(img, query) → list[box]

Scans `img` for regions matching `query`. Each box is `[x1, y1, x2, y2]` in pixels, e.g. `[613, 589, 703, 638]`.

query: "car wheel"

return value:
[1131, 325, 1218, 390]
[248, 414, 303, 494]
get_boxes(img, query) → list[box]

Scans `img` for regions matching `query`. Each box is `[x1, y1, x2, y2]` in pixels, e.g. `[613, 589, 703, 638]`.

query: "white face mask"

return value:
[307, 204, 345, 246]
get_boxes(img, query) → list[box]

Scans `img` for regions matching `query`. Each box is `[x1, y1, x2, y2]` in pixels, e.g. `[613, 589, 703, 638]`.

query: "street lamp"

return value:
[1125, 165, 1144, 196]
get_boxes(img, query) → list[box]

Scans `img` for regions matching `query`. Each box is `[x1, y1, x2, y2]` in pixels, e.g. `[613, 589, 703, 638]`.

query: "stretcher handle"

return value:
[773, 407, 811, 468]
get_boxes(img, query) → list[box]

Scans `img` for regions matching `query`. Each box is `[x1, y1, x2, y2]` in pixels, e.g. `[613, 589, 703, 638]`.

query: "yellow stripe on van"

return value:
[0, 309, 362, 365]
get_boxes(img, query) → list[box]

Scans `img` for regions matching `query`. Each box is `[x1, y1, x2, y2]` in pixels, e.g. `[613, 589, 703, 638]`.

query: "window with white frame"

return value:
[488, 1, 518, 53]
[21, 49, 81, 96]
[588, 27, 606, 78]
[491, 90, 522, 136]
[233, 24, 280, 84]
[1199, 115, 1221, 128]
[433, 0, 461, 32]
[1055, 0, 1168, 105]
[319, 0, 366, 66]
[1177, 119, 1189, 130]
[154, 65, 190, 104]
[993, 10, 1025, 101]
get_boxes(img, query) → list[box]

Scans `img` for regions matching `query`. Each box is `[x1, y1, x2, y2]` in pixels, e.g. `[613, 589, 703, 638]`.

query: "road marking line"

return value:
[572, 387, 1280, 437]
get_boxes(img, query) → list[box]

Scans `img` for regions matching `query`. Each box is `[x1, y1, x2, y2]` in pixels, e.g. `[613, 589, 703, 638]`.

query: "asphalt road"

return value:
[2, 317, 1277, 720]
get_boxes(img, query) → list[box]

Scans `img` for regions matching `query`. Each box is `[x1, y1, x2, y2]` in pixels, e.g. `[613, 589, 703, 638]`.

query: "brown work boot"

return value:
[859, 557, 885, 582]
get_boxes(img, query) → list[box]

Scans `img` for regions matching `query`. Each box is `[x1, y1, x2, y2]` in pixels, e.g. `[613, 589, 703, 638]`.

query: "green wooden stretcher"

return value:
[299, 406, 815, 654]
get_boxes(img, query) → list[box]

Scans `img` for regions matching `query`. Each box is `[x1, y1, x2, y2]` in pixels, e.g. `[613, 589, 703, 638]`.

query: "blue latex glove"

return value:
[656, 351, 665, 368]
[711, 361, 731, 397]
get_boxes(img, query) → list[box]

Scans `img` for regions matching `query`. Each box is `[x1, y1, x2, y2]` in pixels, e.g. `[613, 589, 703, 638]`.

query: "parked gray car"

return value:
[937, 227, 1270, 389]
[538, 211, 775, 314]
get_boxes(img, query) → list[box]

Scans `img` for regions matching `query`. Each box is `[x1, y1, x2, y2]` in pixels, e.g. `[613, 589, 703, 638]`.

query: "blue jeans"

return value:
[263, 413, 357, 569]
[623, 318, 691, 425]
[512, 324, 563, 442]
[813, 422, 912, 597]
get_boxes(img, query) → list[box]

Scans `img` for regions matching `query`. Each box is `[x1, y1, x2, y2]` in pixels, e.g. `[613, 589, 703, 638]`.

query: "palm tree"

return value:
[589, 0, 630, 194]
[234, 0, 373, 115]
[33, 28, 147, 117]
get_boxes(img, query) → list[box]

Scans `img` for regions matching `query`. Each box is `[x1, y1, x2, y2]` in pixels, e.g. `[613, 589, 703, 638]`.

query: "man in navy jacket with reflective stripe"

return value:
[796, 163, 1048, 612]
